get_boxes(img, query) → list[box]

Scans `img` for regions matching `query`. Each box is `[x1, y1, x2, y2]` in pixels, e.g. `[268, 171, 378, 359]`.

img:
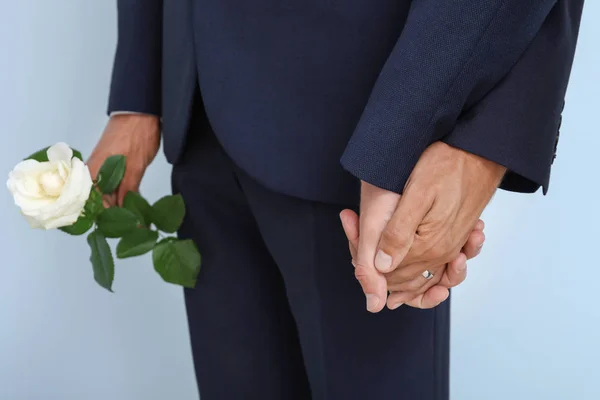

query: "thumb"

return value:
[341, 208, 388, 313]
[375, 187, 430, 272]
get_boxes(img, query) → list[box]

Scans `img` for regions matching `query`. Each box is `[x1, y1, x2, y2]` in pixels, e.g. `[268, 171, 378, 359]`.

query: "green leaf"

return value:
[84, 189, 104, 218]
[123, 191, 153, 227]
[96, 207, 139, 238]
[151, 194, 185, 233]
[96, 155, 126, 194]
[87, 230, 115, 292]
[25, 146, 83, 162]
[26, 148, 50, 162]
[152, 238, 201, 288]
[59, 215, 93, 236]
[116, 228, 159, 259]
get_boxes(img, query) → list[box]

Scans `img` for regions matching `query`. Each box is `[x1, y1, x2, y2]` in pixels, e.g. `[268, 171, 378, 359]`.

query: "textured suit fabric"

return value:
[173, 121, 450, 399]
[108, 0, 583, 205]
[340, 0, 582, 195]
[444, 1, 581, 193]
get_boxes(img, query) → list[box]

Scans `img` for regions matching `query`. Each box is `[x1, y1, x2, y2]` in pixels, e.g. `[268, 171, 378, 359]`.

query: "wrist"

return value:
[109, 114, 160, 136]
[458, 146, 507, 188]
[110, 113, 159, 125]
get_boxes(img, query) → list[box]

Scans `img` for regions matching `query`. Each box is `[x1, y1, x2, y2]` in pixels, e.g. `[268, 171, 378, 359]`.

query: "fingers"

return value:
[386, 252, 467, 309]
[340, 209, 359, 254]
[462, 229, 485, 260]
[375, 188, 433, 274]
[117, 173, 141, 207]
[387, 280, 450, 310]
[474, 219, 485, 231]
[85, 116, 159, 209]
[437, 252, 467, 288]
[404, 253, 467, 309]
[89, 155, 142, 208]
[384, 217, 485, 292]
[389, 219, 483, 293]
[405, 286, 450, 309]
[94, 170, 138, 208]
[102, 193, 117, 208]
[384, 262, 445, 292]
[384, 218, 484, 294]
[343, 196, 485, 312]
[340, 209, 387, 313]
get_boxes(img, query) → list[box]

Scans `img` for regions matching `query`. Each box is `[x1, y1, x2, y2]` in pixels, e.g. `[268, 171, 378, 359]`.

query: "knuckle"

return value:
[382, 227, 411, 251]
[353, 264, 371, 282]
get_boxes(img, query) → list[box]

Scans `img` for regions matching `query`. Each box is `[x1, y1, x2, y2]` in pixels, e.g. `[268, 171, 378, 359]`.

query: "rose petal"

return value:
[22, 213, 44, 229]
[42, 212, 80, 230]
[8, 161, 57, 197]
[57, 161, 70, 181]
[62, 158, 93, 205]
[13, 191, 55, 213]
[47, 143, 73, 163]
[10, 159, 54, 177]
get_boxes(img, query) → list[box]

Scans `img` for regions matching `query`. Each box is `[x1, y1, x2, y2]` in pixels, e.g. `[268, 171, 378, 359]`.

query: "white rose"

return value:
[7, 143, 93, 229]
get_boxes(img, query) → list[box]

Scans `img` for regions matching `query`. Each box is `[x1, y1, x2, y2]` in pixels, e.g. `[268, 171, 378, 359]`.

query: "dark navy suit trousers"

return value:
[173, 108, 450, 399]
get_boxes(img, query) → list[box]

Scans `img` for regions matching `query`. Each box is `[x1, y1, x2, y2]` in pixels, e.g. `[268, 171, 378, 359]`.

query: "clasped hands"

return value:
[341, 142, 506, 312]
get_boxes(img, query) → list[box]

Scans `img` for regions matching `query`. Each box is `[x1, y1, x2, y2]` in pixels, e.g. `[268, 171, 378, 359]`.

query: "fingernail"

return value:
[366, 294, 380, 312]
[375, 250, 393, 272]
[457, 263, 467, 272]
[389, 302, 404, 310]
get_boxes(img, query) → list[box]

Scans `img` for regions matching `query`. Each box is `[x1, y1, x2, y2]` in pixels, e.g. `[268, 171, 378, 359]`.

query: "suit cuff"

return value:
[110, 111, 148, 117]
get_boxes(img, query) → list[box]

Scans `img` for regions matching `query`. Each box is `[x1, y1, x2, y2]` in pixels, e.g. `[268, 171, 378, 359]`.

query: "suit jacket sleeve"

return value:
[107, 0, 163, 116]
[444, 0, 583, 194]
[340, 0, 584, 195]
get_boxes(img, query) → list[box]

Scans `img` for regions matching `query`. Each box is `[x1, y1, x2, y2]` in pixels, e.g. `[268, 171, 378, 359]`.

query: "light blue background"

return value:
[0, 2, 597, 399]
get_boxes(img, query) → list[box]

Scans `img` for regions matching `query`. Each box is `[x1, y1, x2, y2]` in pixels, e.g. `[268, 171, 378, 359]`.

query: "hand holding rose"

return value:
[86, 114, 161, 207]
[6, 124, 200, 292]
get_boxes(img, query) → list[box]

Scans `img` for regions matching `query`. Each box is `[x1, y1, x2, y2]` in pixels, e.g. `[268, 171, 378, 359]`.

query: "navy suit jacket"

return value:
[108, 0, 583, 205]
